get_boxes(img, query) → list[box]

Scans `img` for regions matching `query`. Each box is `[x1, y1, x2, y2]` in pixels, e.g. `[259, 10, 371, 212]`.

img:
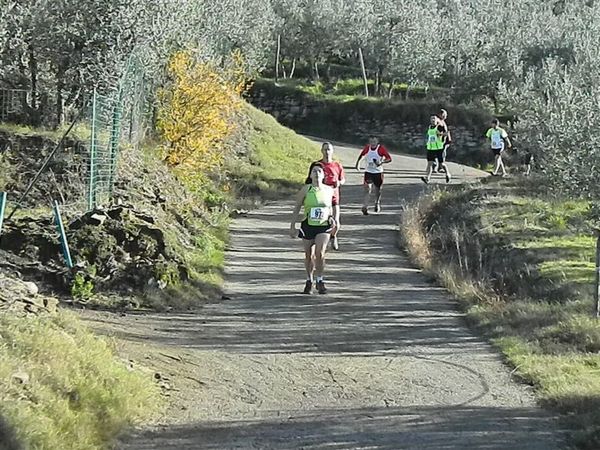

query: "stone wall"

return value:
[247, 84, 496, 167]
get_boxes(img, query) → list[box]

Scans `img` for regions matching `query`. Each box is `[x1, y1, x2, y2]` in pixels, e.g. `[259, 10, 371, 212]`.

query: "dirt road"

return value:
[87, 142, 564, 449]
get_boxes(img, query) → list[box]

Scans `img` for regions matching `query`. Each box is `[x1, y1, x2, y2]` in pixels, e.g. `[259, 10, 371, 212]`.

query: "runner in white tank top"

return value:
[354, 136, 392, 215]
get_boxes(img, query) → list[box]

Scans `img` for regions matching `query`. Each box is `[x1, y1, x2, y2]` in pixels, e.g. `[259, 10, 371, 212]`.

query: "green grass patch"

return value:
[497, 336, 600, 448]
[227, 103, 320, 200]
[401, 176, 600, 447]
[538, 260, 595, 285]
[0, 311, 160, 449]
[0, 121, 93, 143]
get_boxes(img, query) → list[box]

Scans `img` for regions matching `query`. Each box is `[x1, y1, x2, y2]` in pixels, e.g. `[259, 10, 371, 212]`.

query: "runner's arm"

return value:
[290, 185, 309, 237]
[437, 125, 447, 140]
[338, 163, 346, 187]
[505, 136, 512, 148]
[377, 147, 393, 165]
[355, 147, 368, 170]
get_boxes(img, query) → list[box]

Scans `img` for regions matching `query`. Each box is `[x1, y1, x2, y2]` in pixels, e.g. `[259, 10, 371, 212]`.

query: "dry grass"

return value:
[400, 192, 491, 308]
[400, 180, 600, 448]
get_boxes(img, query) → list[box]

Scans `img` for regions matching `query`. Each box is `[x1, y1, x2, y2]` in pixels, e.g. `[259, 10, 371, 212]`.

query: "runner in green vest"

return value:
[422, 115, 451, 184]
[290, 163, 335, 294]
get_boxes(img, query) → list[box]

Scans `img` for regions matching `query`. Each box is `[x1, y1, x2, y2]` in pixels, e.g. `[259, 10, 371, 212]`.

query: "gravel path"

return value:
[87, 141, 565, 449]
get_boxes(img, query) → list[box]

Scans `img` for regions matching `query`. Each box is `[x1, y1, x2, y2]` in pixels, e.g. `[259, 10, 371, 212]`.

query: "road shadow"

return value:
[119, 404, 559, 450]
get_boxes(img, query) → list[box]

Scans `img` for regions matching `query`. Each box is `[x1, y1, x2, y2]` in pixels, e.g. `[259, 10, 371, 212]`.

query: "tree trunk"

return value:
[313, 60, 320, 80]
[26, 44, 42, 126]
[290, 58, 296, 78]
[375, 67, 383, 96]
[595, 232, 600, 318]
[28, 44, 37, 110]
[388, 78, 397, 98]
[275, 34, 281, 82]
[358, 47, 369, 97]
[55, 64, 66, 128]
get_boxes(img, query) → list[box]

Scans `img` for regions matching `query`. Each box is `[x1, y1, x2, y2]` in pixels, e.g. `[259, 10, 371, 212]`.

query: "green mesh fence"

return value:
[0, 53, 149, 219]
[87, 89, 122, 209]
[86, 55, 147, 210]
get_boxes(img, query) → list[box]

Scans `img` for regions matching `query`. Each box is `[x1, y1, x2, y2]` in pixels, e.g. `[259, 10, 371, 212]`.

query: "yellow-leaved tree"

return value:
[157, 50, 248, 185]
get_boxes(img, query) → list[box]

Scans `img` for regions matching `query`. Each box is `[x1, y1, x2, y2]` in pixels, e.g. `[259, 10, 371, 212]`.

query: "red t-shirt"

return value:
[308, 160, 345, 202]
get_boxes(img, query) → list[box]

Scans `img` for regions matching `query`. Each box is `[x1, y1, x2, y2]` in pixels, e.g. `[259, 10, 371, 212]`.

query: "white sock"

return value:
[316, 276, 323, 282]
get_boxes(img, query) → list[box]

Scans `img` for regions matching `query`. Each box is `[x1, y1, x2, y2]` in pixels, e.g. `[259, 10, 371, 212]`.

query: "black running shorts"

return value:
[299, 219, 334, 240]
[364, 172, 384, 188]
[426, 150, 443, 163]
[491, 148, 504, 156]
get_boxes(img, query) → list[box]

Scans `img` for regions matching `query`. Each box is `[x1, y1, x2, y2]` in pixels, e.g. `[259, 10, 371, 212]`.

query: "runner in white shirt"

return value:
[485, 118, 512, 177]
[354, 136, 392, 215]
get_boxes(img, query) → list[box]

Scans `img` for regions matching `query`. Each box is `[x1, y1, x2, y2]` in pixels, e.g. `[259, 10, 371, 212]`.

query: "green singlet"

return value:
[304, 185, 332, 226]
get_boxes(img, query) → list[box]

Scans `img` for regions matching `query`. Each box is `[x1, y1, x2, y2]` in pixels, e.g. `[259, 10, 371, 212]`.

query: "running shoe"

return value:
[445, 173, 451, 183]
[421, 176, 429, 184]
[331, 236, 339, 250]
[316, 280, 327, 294]
[361, 206, 368, 215]
[375, 202, 381, 213]
[303, 281, 312, 294]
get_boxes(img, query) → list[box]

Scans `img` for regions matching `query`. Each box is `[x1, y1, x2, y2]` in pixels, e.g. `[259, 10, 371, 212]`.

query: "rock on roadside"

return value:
[0, 273, 60, 314]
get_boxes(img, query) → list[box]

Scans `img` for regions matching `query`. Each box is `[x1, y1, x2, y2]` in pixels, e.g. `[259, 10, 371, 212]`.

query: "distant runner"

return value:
[486, 118, 512, 177]
[522, 151, 533, 176]
[436, 108, 452, 172]
[354, 136, 392, 215]
[422, 115, 451, 184]
[291, 163, 335, 295]
[306, 142, 345, 250]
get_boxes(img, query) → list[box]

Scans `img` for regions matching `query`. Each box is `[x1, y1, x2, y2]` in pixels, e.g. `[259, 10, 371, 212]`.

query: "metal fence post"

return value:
[53, 200, 73, 269]
[108, 94, 123, 199]
[595, 230, 600, 318]
[0, 192, 6, 240]
[88, 88, 98, 210]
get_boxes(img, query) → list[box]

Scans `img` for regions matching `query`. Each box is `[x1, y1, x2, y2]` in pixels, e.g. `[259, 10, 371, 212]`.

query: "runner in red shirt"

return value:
[306, 142, 345, 250]
[354, 136, 392, 215]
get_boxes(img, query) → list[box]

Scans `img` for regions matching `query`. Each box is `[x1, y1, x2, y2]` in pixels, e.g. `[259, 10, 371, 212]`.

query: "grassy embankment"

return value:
[0, 312, 160, 450]
[401, 175, 600, 448]
[0, 102, 318, 449]
[227, 102, 320, 200]
[151, 102, 319, 300]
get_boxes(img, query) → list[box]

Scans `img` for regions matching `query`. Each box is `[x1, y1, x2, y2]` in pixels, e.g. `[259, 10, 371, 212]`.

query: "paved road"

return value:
[96, 141, 564, 449]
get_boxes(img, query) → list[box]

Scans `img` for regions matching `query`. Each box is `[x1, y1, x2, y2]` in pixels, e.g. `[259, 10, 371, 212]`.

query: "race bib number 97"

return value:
[309, 207, 329, 221]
